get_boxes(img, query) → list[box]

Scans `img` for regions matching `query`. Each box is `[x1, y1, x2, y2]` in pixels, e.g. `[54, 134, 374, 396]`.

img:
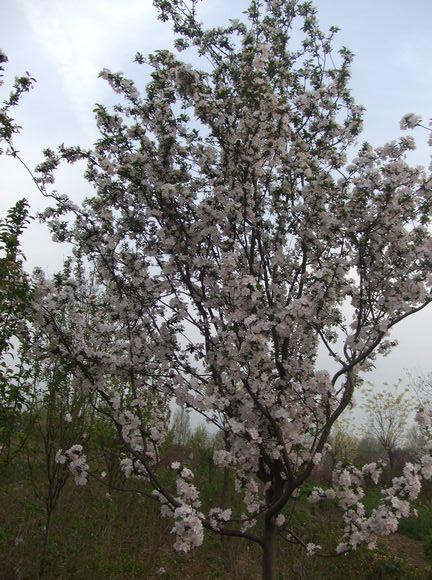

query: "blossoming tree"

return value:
[14, 1, 432, 578]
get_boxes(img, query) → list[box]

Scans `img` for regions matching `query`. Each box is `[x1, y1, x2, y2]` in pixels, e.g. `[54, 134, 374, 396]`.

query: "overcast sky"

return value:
[1, 0, 431, 400]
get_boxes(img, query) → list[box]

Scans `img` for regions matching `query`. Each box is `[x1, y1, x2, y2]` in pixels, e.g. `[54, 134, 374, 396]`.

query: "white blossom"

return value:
[400, 113, 422, 130]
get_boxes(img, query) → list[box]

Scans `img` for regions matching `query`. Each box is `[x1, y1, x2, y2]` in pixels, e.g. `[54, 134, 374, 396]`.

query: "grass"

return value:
[1, 440, 431, 579]
[1, 466, 430, 579]
[397, 498, 432, 564]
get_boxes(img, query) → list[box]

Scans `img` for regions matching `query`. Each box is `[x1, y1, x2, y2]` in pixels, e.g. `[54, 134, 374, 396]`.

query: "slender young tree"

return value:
[171, 406, 193, 447]
[327, 420, 358, 469]
[24, 359, 90, 579]
[362, 385, 412, 478]
[0, 49, 34, 459]
[9, 2, 432, 578]
[409, 370, 432, 411]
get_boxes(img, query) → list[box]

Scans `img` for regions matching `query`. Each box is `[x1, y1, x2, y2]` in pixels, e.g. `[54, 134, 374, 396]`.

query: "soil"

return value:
[382, 533, 428, 569]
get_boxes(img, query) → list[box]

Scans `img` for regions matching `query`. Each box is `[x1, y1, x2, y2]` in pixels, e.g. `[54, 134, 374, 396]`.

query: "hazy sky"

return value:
[1, 0, 431, 397]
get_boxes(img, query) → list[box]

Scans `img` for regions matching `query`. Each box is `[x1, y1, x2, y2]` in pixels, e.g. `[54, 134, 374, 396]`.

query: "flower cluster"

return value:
[310, 409, 432, 553]
[167, 463, 204, 552]
[208, 507, 232, 531]
[306, 543, 322, 556]
[55, 444, 89, 486]
[400, 113, 422, 130]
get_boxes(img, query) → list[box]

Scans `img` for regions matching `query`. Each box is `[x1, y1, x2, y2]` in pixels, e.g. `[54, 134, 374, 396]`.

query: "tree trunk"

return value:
[388, 449, 395, 481]
[221, 467, 231, 572]
[38, 508, 52, 579]
[221, 466, 229, 507]
[262, 518, 276, 580]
